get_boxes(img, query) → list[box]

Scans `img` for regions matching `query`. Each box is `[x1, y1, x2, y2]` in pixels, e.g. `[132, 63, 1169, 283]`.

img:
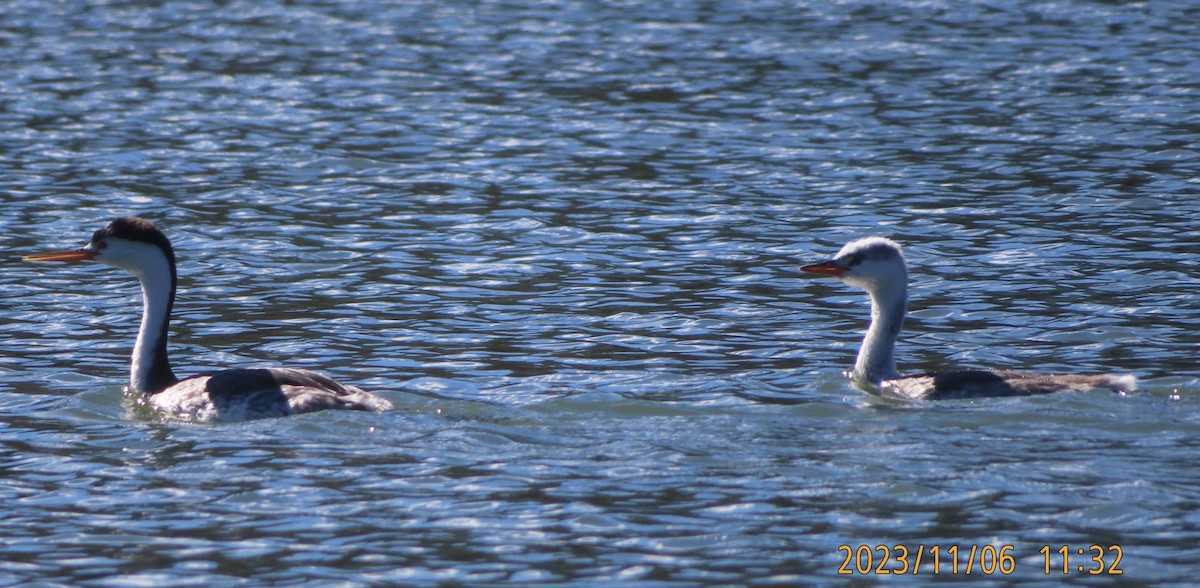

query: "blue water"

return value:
[2, 0, 1199, 585]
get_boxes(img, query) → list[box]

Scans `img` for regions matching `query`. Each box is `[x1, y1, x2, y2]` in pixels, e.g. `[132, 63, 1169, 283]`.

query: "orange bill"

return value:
[800, 260, 844, 276]
[23, 249, 96, 262]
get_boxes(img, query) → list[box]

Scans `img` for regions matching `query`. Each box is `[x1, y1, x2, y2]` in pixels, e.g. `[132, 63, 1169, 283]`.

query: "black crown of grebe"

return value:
[25, 217, 393, 422]
[800, 237, 1136, 400]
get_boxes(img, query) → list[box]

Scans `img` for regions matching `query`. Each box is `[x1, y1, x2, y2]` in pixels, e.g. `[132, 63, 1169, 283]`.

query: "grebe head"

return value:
[800, 236, 907, 295]
[25, 217, 175, 277]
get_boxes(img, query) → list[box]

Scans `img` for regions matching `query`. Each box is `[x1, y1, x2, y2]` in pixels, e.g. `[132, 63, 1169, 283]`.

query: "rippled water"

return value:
[2, 0, 1199, 585]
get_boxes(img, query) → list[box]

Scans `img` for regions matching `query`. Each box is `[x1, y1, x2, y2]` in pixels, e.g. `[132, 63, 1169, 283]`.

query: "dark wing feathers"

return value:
[881, 370, 1136, 401]
[154, 368, 392, 421]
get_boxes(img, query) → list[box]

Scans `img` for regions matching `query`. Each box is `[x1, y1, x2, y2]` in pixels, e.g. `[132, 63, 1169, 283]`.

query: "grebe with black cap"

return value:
[25, 217, 393, 421]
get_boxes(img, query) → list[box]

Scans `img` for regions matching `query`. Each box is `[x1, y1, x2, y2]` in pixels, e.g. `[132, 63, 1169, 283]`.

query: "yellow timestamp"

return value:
[837, 544, 1016, 575]
[1040, 544, 1123, 575]
[836, 544, 1124, 575]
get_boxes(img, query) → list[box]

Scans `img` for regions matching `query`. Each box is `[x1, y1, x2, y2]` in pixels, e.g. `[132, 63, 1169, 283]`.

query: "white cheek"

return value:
[94, 241, 160, 274]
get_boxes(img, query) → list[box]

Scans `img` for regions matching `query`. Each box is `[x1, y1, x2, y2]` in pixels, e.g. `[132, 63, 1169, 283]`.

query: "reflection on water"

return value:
[2, 0, 1199, 584]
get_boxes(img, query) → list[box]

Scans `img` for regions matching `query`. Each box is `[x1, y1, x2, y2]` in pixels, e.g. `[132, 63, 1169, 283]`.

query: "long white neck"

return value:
[126, 252, 178, 394]
[854, 286, 906, 384]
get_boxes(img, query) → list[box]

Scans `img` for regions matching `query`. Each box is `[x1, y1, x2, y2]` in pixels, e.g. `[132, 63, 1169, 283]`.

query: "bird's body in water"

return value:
[25, 217, 392, 422]
[801, 237, 1136, 400]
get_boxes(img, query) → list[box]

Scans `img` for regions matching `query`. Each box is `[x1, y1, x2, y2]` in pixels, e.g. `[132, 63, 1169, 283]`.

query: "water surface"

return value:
[2, 0, 1199, 585]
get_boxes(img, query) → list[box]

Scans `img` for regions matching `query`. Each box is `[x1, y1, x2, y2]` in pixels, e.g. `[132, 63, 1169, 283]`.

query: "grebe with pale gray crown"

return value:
[801, 237, 1136, 400]
[25, 217, 393, 422]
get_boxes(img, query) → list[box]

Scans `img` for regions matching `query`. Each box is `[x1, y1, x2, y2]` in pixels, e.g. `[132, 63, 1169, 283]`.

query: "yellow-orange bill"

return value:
[800, 260, 844, 276]
[23, 249, 96, 262]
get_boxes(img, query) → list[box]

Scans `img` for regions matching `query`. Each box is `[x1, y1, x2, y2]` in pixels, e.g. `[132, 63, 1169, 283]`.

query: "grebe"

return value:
[25, 217, 393, 421]
[800, 237, 1136, 400]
